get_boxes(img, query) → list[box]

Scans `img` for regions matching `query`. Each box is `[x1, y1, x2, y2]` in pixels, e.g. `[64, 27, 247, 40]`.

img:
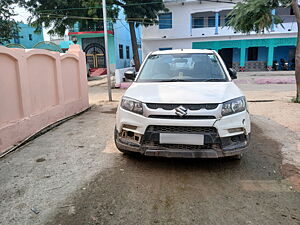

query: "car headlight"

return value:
[121, 97, 143, 115]
[222, 97, 247, 116]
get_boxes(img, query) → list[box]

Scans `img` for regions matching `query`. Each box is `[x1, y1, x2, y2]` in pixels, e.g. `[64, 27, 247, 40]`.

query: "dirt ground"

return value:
[235, 73, 300, 191]
[1, 72, 300, 225]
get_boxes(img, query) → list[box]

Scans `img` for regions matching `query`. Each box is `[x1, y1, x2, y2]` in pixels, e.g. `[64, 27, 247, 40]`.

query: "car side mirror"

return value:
[124, 70, 136, 81]
[228, 68, 237, 80]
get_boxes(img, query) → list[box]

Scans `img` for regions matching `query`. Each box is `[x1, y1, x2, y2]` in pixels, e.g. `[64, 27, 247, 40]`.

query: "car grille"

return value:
[141, 126, 220, 151]
[148, 115, 216, 120]
[146, 103, 218, 110]
[147, 125, 218, 134]
[143, 143, 217, 150]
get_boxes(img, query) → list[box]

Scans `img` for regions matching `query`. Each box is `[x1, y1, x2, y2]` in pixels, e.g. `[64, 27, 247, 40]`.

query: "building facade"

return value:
[61, 8, 142, 74]
[3, 23, 44, 49]
[142, 0, 297, 71]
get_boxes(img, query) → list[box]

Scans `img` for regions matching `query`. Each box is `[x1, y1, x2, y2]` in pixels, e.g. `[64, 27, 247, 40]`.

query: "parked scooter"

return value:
[279, 58, 289, 70]
[272, 60, 279, 71]
[290, 58, 295, 70]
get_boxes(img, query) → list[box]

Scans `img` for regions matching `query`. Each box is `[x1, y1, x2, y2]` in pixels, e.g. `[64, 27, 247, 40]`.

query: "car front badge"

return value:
[175, 106, 187, 117]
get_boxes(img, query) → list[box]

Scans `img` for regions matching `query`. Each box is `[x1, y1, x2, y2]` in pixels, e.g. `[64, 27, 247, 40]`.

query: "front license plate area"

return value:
[159, 133, 204, 145]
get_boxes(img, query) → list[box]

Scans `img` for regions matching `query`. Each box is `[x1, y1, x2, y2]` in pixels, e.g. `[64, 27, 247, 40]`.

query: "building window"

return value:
[248, 47, 258, 61]
[192, 16, 204, 28]
[207, 16, 220, 27]
[159, 13, 172, 29]
[224, 16, 230, 26]
[119, 44, 123, 59]
[126, 46, 130, 59]
[29, 34, 33, 41]
[208, 16, 215, 27]
[159, 47, 172, 51]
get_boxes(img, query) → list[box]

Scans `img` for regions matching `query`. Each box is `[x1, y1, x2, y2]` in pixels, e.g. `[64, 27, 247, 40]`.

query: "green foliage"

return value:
[116, 0, 168, 27]
[0, 0, 19, 44]
[226, 0, 291, 33]
[292, 97, 300, 103]
[25, 0, 119, 36]
[24, 0, 167, 36]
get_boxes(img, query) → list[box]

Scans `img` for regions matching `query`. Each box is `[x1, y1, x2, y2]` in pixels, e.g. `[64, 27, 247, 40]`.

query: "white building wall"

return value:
[142, 0, 298, 58]
[142, 1, 236, 40]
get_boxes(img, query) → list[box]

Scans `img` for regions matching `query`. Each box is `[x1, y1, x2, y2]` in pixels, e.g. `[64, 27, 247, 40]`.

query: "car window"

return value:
[137, 53, 228, 82]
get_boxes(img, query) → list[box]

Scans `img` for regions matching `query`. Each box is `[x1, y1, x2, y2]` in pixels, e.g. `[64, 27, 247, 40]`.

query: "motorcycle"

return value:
[279, 58, 289, 70]
[272, 60, 279, 71]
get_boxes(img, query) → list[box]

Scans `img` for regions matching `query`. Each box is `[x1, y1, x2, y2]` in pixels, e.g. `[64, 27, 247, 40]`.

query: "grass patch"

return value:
[292, 97, 300, 103]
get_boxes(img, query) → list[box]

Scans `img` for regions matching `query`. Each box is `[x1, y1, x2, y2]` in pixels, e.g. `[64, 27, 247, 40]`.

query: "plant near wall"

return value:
[226, 0, 300, 102]
[0, 0, 19, 44]
[114, 0, 168, 71]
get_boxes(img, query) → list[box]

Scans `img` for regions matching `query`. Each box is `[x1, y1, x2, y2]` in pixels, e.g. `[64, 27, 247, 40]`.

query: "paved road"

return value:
[1, 79, 300, 225]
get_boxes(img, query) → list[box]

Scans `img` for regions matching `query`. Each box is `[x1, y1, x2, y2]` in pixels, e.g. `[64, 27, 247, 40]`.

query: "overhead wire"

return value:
[40, 13, 297, 30]
[39, 13, 159, 27]
[36, 1, 165, 13]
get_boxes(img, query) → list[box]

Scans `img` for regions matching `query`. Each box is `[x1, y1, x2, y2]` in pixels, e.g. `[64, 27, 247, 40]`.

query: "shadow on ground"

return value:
[45, 123, 300, 225]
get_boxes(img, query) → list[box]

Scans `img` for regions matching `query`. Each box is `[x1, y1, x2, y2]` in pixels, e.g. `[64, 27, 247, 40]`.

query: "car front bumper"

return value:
[115, 107, 251, 158]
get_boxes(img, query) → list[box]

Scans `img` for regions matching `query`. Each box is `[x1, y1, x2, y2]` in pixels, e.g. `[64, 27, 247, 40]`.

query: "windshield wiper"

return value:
[202, 78, 227, 82]
[156, 79, 188, 82]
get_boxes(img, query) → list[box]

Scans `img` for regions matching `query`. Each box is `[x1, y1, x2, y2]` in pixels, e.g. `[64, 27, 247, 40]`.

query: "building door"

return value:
[84, 43, 106, 68]
[218, 48, 233, 69]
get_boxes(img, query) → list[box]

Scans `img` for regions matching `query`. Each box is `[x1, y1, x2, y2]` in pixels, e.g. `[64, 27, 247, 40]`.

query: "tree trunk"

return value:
[292, 0, 300, 101]
[129, 22, 141, 71]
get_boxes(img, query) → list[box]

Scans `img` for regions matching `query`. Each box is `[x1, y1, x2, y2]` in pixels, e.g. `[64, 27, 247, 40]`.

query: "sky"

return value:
[13, 6, 51, 41]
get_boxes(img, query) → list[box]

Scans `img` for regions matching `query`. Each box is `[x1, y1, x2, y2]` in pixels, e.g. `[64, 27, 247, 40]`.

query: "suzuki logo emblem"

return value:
[175, 106, 187, 117]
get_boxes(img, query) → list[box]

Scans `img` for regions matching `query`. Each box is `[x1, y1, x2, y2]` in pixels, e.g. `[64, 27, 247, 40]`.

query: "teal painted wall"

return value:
[233, 48, 240, 62]
[192, 38, 297, 50]
[3, 23, 44, 48]
[66, 8, 141, 69]
[256, 47, 268, 61]
[60, 41, 73, 49]
[113, 7, 142, 69]
[193, 38, 297, 66]
[232, 47, 268, 62]
[274, 46, 296, 62]
[66, 33, 116, 64]
[108, 35, 115, 64]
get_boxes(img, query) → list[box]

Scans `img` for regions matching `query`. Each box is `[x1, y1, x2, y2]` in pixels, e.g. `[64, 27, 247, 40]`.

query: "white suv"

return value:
[115, 49, 250, 159]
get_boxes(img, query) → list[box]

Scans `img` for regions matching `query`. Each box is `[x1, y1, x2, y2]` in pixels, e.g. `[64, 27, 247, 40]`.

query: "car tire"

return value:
[231, 153, 243, 160]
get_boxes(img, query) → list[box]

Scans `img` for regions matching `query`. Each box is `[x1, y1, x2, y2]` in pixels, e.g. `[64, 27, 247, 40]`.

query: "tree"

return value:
[226, 0, 300, 102]
[0, 0, 19, 44]
[25, 0, 167, 71]
[115, 0, 168, 71]
[24, 0, 119, 36]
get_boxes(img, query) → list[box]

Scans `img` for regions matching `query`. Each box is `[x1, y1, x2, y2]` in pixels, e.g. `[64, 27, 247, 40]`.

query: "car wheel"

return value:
[231, 153, 243, 160]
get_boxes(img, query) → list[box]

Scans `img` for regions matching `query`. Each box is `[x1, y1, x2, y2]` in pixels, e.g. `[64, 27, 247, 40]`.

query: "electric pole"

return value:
[102, 0, 112, 101]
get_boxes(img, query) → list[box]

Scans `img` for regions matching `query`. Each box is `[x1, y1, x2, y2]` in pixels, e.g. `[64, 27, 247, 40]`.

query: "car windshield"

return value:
[136, 53, 228, 82]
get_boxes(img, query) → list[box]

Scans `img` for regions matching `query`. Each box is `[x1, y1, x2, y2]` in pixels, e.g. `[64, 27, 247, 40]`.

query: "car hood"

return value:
[124, 82, 244, 104]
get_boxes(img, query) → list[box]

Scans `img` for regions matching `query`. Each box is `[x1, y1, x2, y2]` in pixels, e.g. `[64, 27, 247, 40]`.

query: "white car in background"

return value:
[115, 49, 250, 159]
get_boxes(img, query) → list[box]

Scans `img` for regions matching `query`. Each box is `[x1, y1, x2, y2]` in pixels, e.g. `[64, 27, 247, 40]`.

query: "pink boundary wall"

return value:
[0, 45, 89, 154]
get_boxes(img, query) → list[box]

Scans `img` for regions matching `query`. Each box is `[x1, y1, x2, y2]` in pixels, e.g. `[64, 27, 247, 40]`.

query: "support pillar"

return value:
[267, 45, 274, 71]
[74, 22, 79, 32]
[215, 12, 219, 35]
[190, 14, 193, 36]
[271, 9, 276, 32]
[239, 47, 246, 71]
